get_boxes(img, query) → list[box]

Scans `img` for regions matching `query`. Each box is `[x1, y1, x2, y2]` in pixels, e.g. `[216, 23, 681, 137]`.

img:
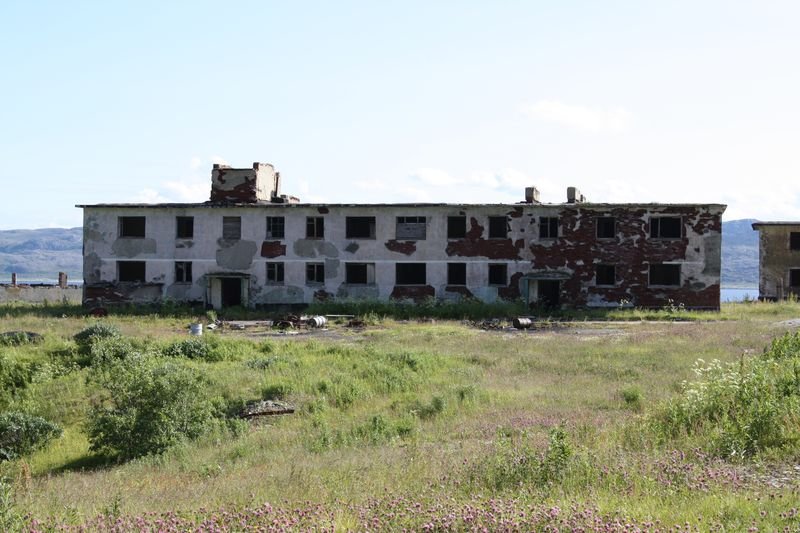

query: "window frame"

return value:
[396, 216, 427, 240]
[395, 263, 427, 285]
[595, 264, 616, 286]
[447, 263, 467, 286]
[488, 216, 508, 239]
[174, 261, 192, 284]
[539, 216, 559, 239]
[649, 216, 683, 239]
[488, 263, 508, 286]
[345, 262, 375, 285]
[222, 216, 242, 240]
[649, 263, 681, 287]
[306, 262, 325, 284]
[790, 232, 800, 251]
[118, 216, 146, 238]
[176, 216, 194, 239]
[117, 261, 146, 282]
[266, 262, 285, 284]
[345, 216, 377, 239]
[266, 216, 285, 239]
[447, 216, 467, 239]
[596, 217, 616, 239]
[306, 217, 324, 239]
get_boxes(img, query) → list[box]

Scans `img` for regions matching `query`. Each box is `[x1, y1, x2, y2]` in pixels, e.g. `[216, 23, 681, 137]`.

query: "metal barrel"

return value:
[306, 315, 328, 328]
[512, 317, 532, 329]
[189, 323, 203, 336]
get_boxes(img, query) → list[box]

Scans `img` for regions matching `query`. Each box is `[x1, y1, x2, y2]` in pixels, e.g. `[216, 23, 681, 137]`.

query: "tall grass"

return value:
[0, 301, 799, 527]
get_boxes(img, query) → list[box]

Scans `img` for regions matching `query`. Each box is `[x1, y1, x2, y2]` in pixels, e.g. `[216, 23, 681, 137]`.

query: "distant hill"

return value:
[0, 221, 760, 287]
[721, 219, 758, 288]
[0, 227, 83, 283]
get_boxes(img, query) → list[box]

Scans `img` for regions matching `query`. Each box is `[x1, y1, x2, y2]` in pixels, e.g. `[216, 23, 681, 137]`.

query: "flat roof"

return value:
[76, 201, 727, 210]
[752, 221, 800, 228]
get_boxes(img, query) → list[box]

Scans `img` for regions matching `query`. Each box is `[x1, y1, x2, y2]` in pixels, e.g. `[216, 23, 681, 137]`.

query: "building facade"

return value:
[752, 222, 800, 300]
[79, 162, 726, 310]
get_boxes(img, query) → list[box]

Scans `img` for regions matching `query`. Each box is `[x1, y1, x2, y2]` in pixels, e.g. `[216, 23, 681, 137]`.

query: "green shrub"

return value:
[87, 358, 216, 459]
[0, 412, 62, 461]
[261, 381, 293, 400]
[74, 323, 121, 350]
[469, 426, 574, 490]
[621, 386, 643, 411]
[163, 337, 220, 361]
[651, 331, 800, 458]
[245, 356, 279, 370]
[88, 336, 141, 365]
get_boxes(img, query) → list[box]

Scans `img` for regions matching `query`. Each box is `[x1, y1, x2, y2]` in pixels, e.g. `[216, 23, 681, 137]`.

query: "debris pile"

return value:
[239, 400, 295, 419]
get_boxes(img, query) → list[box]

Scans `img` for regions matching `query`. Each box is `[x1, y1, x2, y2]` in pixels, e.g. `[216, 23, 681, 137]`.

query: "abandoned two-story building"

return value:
[79, 162, 726, 310]
[752, 222, 800, 300]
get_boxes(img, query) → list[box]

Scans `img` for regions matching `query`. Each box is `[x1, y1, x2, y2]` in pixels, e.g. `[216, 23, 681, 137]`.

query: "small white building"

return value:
[79, 162, 726, 310]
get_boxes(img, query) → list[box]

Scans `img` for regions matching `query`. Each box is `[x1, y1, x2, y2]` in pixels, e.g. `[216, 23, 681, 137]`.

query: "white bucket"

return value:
[190, 323, 203, 336]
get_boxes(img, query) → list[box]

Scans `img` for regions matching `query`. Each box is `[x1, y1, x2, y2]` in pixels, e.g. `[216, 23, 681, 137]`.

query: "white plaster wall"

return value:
[82, 203, 724, 307]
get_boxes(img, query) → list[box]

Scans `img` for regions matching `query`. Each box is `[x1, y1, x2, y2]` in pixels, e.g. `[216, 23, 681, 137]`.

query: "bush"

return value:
[87, 358, 216, 459]
[0, 412, 62, 461]
[651, 331, 800, 459]
[163, 337, 215, 360]
[88, 336, 141, 365]
[74, 323, 121, 352]
[469, 426, 574, 490]
[0, 355, 35, 409]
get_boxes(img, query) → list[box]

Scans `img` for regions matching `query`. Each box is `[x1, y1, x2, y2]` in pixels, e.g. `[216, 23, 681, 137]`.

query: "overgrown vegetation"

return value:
[86, 357, 217, 459]
[651, 331, 800, 459]
[0, 412, 62, 461]
[0, 300, 799, 529]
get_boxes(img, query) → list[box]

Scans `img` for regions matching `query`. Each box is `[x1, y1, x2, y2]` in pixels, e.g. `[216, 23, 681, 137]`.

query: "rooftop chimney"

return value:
[567, 186, 586, 204]
[210, 162, 280, 203]
[524, 186, 541, 203]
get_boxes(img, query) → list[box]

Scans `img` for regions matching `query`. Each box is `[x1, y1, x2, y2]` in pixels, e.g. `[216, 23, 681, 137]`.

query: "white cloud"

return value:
[211, 155, 229, 166]
[411, 167, 460, 186]
[132, 188, 170, 203]
[163, 181, 208, 202]
[521, 100, 633, 133]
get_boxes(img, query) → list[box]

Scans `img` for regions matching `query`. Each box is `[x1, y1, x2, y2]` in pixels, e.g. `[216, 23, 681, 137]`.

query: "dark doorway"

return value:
[538, 280, 560, 308]
[221, 278, 242, 307]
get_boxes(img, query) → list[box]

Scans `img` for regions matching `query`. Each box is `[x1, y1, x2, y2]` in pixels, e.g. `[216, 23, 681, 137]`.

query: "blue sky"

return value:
[2, 1, 799, 229]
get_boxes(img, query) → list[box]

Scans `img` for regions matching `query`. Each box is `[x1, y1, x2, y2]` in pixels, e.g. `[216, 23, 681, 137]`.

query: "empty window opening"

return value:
[596, 217, 616, 239]
[790, 269, 800, 287]
[488, 264, 507, 286]
[650, 217, 682, 239]
[306, 217, 324, 239]
[539, 217, 559, 239]
[222, 216, 242, 240]
[345, 263, 375, 284]
[119, 216, 145, 238]
[175, 261, 192, 283]
[595, 264, 616, 286]
[266, 262, 284, 284]
[306, 262, 325, 284]
[346, 216, 376, 239]
[790, 232, 800, 251]
[266, 216, 285, 239]
[447, 216, 467, 239]
[649, 264, 681, 286]
[396, 216, 427, 240]
[396, 263, 426, 285]
[447, 263, 467, 285]
[176, 216, 194, 239]
[118, 261, 145, 282]
[488, 216, 508, 239]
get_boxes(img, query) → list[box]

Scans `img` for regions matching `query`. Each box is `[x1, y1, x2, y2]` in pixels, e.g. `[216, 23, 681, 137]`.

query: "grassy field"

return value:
[1, 301, 800, 530]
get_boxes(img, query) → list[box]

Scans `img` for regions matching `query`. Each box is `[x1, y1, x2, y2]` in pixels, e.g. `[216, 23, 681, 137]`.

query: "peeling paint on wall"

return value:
[385, 239, 417, 255]
[216, 240, 257, 269]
